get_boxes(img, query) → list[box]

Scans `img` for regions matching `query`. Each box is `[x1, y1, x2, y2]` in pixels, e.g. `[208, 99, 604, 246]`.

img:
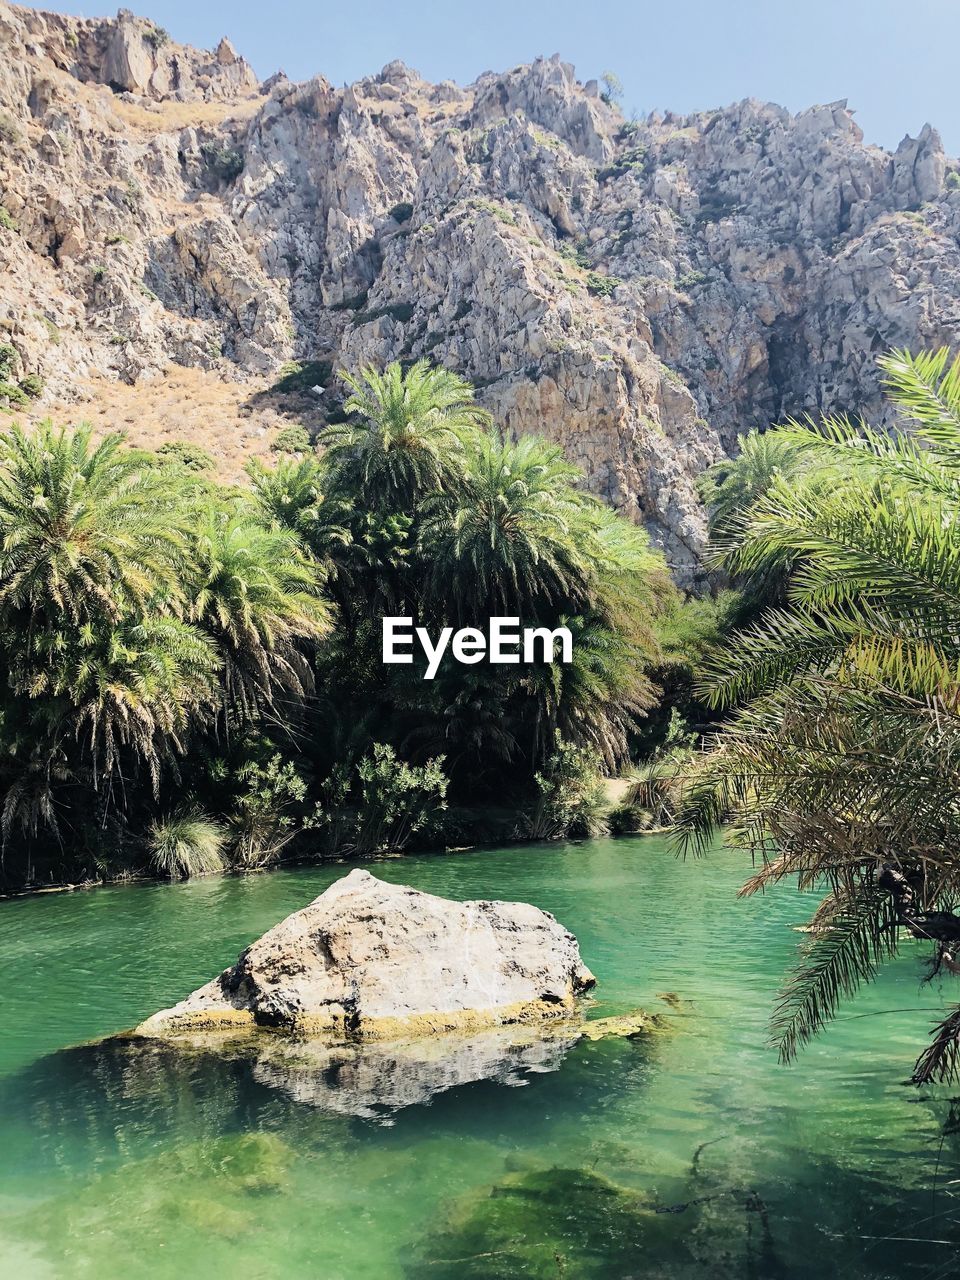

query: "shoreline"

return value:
[0, 824, 673, 902]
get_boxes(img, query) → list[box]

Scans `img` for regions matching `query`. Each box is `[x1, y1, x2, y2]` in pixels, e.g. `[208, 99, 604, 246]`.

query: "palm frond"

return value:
[772, 886, 900, 1063]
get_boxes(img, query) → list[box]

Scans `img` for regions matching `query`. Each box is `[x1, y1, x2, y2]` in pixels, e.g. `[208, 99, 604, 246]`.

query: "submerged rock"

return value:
[407, 1166, 702, 1279]
[579, 1012, 660, 1040]
[135, 869, 596, 1040]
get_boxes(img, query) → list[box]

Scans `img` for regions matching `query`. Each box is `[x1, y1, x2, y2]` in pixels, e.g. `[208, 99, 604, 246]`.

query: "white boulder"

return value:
[136, 869, 596, 1040]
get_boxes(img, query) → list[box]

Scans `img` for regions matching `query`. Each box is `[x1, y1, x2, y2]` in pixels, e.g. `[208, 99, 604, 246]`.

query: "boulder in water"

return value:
[135, 868, 596, 1040]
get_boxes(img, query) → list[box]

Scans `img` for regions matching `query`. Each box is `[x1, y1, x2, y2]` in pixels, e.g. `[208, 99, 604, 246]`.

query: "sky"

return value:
[20, 0, 960, 155]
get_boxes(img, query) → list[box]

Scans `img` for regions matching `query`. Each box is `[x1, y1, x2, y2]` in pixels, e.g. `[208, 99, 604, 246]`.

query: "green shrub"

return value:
[597, 145, 649, 183]
[348, 744, 448, 857]
[147, 810, 227, 879]
[200, 143, 244, 183]
[0, 113, 21, 147]
[677, 269, 707, 289]
[585, 272, 622, 298]
[608, 801, 653, 835]
[143, 25, 169, 49]
[389, 201, 414, 224]
[271, 424, 312, 454]
[527, 740, 607, 840]
[0, 207, 16, 232]
[157, 441, 215, 472]
[91, 265, 106, 282]
[559, 240, 591, 270]
[471, 198, 516, 227]
[0, 382, 28, 408]
[18, 374, 43, 399]
[231, 754, 308, 868]
[0, 343, 17, 380]
[105, 233, 129, 246]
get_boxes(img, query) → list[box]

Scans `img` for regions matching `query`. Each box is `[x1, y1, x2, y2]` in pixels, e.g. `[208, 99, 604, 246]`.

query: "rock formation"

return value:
[136, 868, 596, 1039]
[3, 3, 960, 572]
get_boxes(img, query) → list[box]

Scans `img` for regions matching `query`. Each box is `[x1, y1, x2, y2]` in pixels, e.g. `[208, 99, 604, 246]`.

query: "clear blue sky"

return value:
[24, 0, 960, 154]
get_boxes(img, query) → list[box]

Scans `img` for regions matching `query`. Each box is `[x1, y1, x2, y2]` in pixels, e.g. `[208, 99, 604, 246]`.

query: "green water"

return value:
[0, 838, 957, 1278]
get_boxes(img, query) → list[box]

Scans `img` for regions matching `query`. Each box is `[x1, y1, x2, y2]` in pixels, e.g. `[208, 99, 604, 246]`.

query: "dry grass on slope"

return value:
[15, 365, 326, 480]
[108, 94, 267, 135]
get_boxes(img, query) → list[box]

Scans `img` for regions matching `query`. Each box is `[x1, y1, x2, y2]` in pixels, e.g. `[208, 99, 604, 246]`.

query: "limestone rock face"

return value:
[136, 869, 596, 1040]
[3, 4, 960, 574]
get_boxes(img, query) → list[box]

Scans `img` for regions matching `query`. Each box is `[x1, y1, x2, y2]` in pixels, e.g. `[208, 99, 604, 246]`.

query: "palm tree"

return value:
[318, 360, 490, 506]
[522, 612, 657, 770]
[696, 426, 811, 620]
[674, 348, 960, 1085]
[246, 455, 351, 562]
[422, 432, 584, 614]
[189, 510, 331, 723]
[697, 426, 804, 541]
[0, 423, 212, 852]
[0, 423, 184, 632]
[1, 614, 220, 846]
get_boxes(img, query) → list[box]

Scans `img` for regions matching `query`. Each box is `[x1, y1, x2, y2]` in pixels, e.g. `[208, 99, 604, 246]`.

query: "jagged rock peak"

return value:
[8, 2, 259, 101]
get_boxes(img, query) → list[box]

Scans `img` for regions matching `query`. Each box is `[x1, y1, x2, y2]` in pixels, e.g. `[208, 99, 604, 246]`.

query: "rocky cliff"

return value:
[2, 3, 959, 573]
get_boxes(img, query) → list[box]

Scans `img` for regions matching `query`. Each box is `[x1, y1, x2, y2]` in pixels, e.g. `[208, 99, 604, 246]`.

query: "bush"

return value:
[0, 113, 21, 147]
[148, 810, 227, 879]
[200, 143, 244, 183]
[608, 802, 653, 835]
[0, 343, 17, 380]
[231, 754, 308, 868]
[0, 382, 28, 408]
[271, 424, 312, 454]
[585, 272, 622, 298]
[0, 207, 16, 232]
[348, 744, 448, 857]
[157, 441, 215, 472]
[18, 374, 43, 399]
[527, 741, 607, 840]
[143, 25, 169, 49]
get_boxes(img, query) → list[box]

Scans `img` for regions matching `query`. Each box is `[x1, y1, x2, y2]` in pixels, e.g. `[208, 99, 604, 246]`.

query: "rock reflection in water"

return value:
[247, 1023, 583, 1117]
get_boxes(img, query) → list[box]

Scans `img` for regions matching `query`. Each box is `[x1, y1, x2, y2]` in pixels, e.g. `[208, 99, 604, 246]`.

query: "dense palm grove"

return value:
[0, 360, 711, 891]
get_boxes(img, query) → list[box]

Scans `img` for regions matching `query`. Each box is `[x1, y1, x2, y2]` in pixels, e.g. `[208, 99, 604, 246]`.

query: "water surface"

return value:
[0, 838, 956, 1278]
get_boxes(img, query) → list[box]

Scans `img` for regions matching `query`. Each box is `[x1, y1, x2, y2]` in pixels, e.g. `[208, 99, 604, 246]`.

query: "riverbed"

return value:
[0, 837, 956, 1278]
